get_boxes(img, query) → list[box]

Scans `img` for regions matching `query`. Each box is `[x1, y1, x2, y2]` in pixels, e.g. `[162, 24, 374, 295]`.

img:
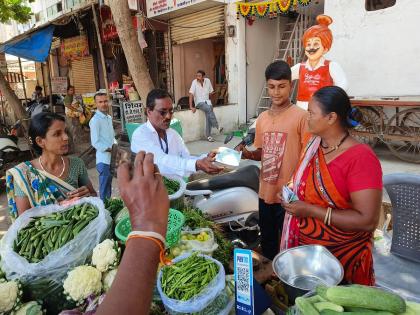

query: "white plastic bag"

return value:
[163, 174, 186, 201]
[0, 197, 111, 283]
[181, 228, 219, 253]
[157, 253, 226, 314]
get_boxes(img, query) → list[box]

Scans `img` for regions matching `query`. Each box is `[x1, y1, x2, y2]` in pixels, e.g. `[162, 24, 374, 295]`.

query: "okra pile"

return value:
[13, 203, 98, 263]
[163, 177, 181, 195]
[161, 252, 219, 301]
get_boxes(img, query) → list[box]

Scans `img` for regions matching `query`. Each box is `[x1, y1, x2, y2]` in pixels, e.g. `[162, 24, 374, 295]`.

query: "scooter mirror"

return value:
[224, 133, 234, 144]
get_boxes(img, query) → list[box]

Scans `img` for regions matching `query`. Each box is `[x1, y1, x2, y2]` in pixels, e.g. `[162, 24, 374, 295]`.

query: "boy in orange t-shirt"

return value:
[237, 61, 307, 260]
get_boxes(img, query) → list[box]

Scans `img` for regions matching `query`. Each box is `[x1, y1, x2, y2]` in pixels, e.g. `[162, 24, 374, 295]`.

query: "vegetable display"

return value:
[163, 177, 181, 195]
[294, 284, 413, 315]
[91, 239, 121, 272]
[13, 203, 98, 263]
[161, 252, 219, 301]
[104, 198, 125, 219]
[63, 265, 102, 304]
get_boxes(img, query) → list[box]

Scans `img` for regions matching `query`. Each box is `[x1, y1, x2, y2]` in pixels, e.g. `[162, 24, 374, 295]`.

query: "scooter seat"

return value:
[187, 164, 260, 193]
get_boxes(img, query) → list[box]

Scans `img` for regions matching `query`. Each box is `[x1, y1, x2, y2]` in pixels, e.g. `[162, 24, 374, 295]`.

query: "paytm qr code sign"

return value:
[234, 248, 254, 315]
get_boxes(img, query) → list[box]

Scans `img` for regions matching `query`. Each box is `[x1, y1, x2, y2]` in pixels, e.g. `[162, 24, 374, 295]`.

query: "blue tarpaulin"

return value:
[0, 25, 55, 62]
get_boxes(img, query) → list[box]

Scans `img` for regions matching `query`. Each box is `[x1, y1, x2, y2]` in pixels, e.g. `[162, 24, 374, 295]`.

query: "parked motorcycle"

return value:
[0, 121, 33, 190]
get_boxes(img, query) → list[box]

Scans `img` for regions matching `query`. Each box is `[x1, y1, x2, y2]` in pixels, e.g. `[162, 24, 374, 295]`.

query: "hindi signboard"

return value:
[51, 77, 68, 94]
[122, 101, 144, 124]
[146, 0, 206, 18]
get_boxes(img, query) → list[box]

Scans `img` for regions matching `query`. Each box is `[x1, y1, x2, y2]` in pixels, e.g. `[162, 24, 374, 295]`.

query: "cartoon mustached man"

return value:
[291, 15, 348, 110]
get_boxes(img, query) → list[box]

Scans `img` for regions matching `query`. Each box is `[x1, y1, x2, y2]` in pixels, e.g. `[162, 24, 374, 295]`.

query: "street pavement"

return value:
[0, 135, 419, 235]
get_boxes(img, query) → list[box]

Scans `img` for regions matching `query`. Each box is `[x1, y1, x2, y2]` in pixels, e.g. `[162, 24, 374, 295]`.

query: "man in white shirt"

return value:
[189, 70, 222, 142]
[131, 89, 223, 177]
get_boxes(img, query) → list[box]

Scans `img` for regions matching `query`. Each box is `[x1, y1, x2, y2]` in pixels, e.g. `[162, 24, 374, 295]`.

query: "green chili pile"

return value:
[161, 252, 219, 301]
[163, 177, 181, 195]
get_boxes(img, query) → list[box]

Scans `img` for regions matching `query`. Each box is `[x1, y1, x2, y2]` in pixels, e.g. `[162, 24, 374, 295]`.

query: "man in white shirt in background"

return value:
[131, 89, 223, 178]
[189, 70, 222, 142]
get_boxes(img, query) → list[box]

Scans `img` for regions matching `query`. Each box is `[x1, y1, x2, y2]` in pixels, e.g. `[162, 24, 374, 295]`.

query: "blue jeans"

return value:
[97, 163, 112, 201]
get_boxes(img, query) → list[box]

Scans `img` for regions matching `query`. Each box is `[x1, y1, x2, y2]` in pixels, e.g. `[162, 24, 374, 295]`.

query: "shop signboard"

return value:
[146, 0, 206, 18]
[61, 35, 89, 60]
[122, 100, 144, 124]
[51, 77, 68, 94]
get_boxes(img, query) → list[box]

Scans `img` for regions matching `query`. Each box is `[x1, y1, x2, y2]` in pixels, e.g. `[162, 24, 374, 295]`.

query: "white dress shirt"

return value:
[189, 78, 214, 105]
[131, 120, 203, 177]
[291, 57, 348, 110]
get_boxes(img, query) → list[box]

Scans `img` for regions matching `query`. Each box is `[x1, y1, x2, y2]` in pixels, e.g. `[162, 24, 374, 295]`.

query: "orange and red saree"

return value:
[282, 136, 374, 285]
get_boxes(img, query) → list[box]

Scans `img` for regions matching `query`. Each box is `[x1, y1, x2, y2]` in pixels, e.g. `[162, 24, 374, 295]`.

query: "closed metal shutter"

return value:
[70, 56, 97, 94]
[170, 6, 225, 45]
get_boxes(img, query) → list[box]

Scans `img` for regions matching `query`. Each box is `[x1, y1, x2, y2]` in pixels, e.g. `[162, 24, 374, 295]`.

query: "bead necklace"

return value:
[322, 132, 350, 155]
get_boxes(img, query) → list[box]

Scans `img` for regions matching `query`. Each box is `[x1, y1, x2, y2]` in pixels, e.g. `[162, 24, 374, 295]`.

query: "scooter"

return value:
[183, 125, 260, 247]
[110, 124, 261, 247]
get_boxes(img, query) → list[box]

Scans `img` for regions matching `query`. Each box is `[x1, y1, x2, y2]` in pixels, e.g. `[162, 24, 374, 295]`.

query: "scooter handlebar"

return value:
[184, 189, 213, 196]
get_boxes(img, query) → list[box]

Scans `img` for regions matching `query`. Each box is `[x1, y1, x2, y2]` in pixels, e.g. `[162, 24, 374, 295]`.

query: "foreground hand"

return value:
[196, 157, 224, 175]
[117, 151, 169, 236]
[191, 108, 196, 114]
[281, 200, 311, 218]
[67, 186, 91, 199]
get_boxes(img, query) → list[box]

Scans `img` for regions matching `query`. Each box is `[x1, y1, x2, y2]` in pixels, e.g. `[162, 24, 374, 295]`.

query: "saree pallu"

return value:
[285, 137, 375, 285]
[6, 162, 75, 218]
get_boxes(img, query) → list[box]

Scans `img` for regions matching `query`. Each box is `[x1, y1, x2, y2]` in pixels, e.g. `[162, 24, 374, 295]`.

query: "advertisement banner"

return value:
[51, 77, 68, 94]
[61, 35, 89, 60]
[146, 0, 206, 18]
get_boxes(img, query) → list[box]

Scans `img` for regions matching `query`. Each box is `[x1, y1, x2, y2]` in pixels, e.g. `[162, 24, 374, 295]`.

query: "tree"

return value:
[108, 0, 154, 103]
[0, 0, 35, 127]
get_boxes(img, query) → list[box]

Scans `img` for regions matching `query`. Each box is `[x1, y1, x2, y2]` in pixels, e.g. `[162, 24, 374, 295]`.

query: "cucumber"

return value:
[316, 285, 330, 301]
[306, 295, 327, 303]
[345, 307, 377, 313]
[326, 286, 406, 314]
[296, 296, 320, 315]
[315, 301, 344, 312]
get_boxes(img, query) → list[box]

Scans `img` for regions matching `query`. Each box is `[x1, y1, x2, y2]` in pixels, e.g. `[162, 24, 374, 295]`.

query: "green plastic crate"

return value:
[114, 208, 185, 248]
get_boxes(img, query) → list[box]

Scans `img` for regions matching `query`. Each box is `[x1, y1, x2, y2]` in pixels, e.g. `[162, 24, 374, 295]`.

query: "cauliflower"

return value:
[63, 265, 102, 303]
[0, 280, 22, 313]
[91, 239, 121, 272]
[102, 268, 118, 292]
[13, 301, 42, 315]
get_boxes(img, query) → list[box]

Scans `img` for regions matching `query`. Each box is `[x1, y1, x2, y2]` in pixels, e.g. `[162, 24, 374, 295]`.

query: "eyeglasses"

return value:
[155, 109, 174, 117]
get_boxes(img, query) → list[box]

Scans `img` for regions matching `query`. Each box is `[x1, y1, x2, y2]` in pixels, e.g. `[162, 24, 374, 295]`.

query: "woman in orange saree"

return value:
[280, 86, 383, 285]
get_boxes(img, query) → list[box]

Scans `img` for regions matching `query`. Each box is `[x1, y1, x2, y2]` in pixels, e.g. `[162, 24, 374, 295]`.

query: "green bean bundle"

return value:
[13, 203, 98, 263]
[161, 252, 219, 301]
[163, 177, 181, 195]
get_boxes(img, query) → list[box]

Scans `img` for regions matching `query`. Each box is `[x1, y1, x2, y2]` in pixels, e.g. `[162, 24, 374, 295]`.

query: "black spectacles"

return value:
[155, 109, 174, 117]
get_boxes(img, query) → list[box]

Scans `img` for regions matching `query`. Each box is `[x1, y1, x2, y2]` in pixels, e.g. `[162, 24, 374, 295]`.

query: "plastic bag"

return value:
[181, 228, 218, 254]
[164, 174, 186, 201]
[157, 253, 226, 314]
[0, 197, 111, 313]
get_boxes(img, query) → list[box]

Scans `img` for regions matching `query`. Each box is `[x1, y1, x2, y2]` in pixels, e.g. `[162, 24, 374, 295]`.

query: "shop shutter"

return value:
[170, 6, 225, 45]
[70, 56, 96, 94]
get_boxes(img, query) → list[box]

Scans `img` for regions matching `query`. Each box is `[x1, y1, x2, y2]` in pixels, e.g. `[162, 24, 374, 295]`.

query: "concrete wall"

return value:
[245, 17, 282, 119]
[174, 104, 239, 142]
[172, 39, 216, 103]
[325, 0, 420, 97]
[225, 3, 247, 124]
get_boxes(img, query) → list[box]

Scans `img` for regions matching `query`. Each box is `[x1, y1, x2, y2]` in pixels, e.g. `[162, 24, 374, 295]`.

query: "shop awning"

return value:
[0, 25, 55, 62]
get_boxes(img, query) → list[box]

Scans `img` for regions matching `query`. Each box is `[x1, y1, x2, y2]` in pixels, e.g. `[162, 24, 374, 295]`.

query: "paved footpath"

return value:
[1, 135, 418, 235]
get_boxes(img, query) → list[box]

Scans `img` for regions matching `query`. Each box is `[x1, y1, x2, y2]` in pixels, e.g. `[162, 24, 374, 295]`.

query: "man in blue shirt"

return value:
[89, 92, 116, 200]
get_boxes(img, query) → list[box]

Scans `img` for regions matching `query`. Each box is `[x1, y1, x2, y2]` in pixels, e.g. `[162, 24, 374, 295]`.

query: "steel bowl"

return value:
[272, 245, 344, 302]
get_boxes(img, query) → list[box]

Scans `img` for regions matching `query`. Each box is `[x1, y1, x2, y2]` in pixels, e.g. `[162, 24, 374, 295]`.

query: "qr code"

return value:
[237, 266, 250, 292]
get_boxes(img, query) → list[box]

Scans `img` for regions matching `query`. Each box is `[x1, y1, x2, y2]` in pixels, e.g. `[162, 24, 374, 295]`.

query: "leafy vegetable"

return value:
[104, 198, 125, 219]
[163, 177, 181, 195]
